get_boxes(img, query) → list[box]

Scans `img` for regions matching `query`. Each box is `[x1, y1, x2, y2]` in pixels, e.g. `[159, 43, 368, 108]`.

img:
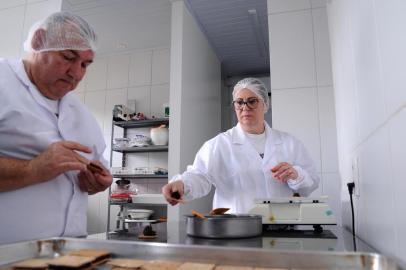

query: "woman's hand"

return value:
[162, 180, 184, 206]
[271, 162, 298, 183]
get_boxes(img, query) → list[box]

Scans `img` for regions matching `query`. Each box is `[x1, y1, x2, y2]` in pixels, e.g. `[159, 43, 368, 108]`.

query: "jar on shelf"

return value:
[150, 125, 169, 145]
[111, 179, 138, 195]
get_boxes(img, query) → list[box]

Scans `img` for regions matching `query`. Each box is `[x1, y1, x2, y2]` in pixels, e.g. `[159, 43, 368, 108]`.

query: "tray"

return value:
[0, 237, 401, 269]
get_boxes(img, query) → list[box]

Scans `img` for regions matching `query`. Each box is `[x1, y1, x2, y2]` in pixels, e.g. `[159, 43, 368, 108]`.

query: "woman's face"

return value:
[233, 88, 266, 133]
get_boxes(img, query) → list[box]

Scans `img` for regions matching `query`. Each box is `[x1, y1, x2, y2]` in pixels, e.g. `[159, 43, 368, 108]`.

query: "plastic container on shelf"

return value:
[126, 209, 154, 220]
[133, 167, 153, 175]
[113, 138, 130, 148]
[129, 135, 151, 147]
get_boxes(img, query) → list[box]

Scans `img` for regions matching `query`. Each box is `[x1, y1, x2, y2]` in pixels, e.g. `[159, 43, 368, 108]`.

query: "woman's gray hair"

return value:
[232, 78, 270, 112]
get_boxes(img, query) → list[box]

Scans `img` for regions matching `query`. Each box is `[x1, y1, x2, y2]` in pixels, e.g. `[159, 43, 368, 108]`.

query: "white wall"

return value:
[267, 0, 341, 223]
[168, 0, 221, 225]
[327, 0, 406, 267]
[0, 0, 62, 59]
[64, 3, 172, 234]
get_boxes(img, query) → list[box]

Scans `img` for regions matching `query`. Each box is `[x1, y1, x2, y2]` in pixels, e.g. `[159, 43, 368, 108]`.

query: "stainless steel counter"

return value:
[0, 221, 401, 269]
[88, 221, 375, 253]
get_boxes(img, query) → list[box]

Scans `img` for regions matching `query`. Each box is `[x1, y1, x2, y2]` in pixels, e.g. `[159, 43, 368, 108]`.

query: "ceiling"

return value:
[63, 0, 269, 77]
[185, 0, 270, 77]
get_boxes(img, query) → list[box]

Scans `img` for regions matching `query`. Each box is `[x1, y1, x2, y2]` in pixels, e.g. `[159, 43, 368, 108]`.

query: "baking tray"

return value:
[0, 237, 401, 269]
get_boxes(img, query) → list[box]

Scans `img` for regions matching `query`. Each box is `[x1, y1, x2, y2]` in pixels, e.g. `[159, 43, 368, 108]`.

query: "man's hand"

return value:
[77, 160, 112, 195]
[271, 162, 298, 183]
[162, 180, 184, 206]
[28, 141, 92, 184]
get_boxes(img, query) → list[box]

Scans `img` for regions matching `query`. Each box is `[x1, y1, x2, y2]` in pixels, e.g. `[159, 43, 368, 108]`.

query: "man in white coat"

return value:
[0, 12, 112, 244]
[162, 78, 319, 214]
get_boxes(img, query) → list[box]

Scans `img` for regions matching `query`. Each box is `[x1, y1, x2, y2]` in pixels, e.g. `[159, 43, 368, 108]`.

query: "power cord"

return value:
[347, 182, 356, 251]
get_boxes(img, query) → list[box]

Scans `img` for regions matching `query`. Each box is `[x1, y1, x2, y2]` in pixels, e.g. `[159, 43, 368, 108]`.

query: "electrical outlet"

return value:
[352, 156, 360, 197]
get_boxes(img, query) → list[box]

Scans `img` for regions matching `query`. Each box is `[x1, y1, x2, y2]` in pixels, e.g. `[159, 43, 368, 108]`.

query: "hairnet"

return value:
[23, 11, 97, 53]
[232, 78, 270, 112]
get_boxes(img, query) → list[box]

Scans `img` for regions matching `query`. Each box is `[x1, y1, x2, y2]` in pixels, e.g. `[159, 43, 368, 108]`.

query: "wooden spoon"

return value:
[191, 210, 206, 219]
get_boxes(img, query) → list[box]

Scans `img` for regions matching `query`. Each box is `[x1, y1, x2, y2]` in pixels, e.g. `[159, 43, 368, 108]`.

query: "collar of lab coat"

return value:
[233, 122, 283, 164]
[233, 121, 283, 146]
[8, 59, 58, 118]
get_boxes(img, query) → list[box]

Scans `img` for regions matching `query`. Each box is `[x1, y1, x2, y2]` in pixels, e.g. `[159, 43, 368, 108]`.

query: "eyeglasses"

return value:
[232, 97, 260, 110]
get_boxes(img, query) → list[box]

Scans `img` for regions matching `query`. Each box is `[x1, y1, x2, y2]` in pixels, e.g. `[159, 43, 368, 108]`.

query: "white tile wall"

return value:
[126, 152, 149, 168]
[312, 7, 333, 86]
[129, 51, 152, 86]
[149, 152, 169, 169]
[268, 10, 316, 89]
[310, 0, 326, 8]
[21, 0, 63, 55]
[373, 0, 406, 117]
[328, 3, 406, 265]
[151, 84, 170, 118]
[86, 56, 108, 91]
[388, 108, 406, 266]
[356, 128, 396, 257]
[84, 91, 106, 131]
[0, 6, 25, 58]
[75, 76, 86, 93]
[107, 54, 130, 89]
[268, 0, 311, 14]
[0, 0, 25, 9]
[272, 88, 322, 173]
[152, 48, 170, 84]
[318, 86, 338, 172]
[103, 88, 127, 134]
[327, 13, 361, 153]
[27, 0, 48, 3]
[348, 0, 386, 140]
[127, 86, 151, 116]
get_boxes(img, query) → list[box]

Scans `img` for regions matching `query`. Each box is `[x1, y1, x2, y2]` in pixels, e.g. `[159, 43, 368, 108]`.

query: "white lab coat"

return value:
[174, 122, 319, 213]
[0, 59, 106, 244]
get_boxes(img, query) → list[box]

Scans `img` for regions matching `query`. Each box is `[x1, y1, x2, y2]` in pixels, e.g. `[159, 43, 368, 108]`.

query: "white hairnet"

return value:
[232, 78, 270, 112]
[24, 11, 97, 53]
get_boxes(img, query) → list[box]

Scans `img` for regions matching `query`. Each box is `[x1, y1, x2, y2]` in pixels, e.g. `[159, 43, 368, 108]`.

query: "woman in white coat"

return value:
[162, 78, 319, 213]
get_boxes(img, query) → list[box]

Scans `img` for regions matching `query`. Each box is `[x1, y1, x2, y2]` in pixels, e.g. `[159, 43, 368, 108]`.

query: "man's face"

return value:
[33, 49, 94, 100]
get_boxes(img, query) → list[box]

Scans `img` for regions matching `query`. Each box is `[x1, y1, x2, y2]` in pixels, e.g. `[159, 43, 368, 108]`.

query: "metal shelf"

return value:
[107, 116, 169, 234]
[113, 145, 168, 153]
[113, 174, 168, 179]
[113, 118, 169, 128]
[110, 201, 167, 206]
